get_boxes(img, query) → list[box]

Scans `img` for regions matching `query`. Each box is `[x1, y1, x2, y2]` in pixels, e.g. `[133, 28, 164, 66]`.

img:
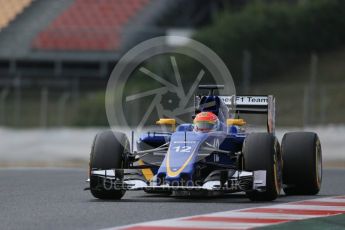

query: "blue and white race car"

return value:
[88, 85, 322, 201]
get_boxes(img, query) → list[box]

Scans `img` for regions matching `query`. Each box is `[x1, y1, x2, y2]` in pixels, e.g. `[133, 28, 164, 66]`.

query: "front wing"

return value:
[89, 169, 267, 193]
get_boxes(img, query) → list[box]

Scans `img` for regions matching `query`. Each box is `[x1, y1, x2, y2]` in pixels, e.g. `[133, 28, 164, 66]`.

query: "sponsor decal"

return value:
[219, 96, 268, 106]
[236, 96, 268, 105]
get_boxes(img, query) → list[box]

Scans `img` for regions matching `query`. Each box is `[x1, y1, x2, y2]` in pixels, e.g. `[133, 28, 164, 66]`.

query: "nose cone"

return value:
[157, 131, 207, 185]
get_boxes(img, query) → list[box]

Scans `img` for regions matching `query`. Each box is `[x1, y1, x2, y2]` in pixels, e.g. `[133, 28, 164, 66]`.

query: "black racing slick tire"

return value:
[89, 130, 129, 199]
[282, 132, 322, 195]
[243, 133, 282, 201]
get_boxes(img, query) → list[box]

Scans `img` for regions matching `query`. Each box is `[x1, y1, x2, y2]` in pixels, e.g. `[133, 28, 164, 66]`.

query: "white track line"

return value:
[311, 198, 345, 203]
[266, 204, 345, 211]
[204, 211, 321, 220]
[141, 219, 266, 229]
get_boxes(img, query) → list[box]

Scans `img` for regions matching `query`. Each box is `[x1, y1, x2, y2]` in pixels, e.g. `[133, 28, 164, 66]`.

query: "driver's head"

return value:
[193, 112, 219, 132]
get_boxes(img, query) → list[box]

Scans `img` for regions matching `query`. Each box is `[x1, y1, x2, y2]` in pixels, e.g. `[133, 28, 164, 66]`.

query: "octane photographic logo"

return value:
[102, 177, 241, 192]
[106, 36, 236, 140]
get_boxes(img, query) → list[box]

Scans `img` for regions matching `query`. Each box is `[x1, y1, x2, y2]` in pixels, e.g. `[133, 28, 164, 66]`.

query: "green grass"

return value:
[258, 214, 345, 230]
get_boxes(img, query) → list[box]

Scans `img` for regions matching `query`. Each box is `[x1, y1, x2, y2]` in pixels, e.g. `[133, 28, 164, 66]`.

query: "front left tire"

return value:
[243, 133, 282, 201]
[89, 130, 129, 199]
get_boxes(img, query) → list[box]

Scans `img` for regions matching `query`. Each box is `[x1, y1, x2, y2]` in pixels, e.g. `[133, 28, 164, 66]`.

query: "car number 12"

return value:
[173, 146, 192, 153]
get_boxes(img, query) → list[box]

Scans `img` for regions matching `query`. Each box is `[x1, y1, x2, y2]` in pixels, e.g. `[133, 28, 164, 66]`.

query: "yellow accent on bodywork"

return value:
[138, 160, 154, 181]
[156, 118, 176, 131]
[227, 118, 246, 126]
[166, 148, 196, 178]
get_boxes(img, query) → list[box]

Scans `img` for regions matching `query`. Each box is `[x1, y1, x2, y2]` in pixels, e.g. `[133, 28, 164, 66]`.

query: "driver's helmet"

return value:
[193, 112, 219, 132]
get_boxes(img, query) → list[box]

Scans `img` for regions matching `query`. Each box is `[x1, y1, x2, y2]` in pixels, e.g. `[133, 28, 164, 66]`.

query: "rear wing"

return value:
[219, 95, 276, 134]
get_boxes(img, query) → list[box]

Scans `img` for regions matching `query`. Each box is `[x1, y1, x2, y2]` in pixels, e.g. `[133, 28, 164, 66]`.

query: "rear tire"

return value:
[282, 132, 322, 195]
[90, 130, 129, 199]
[243, 133, 282, 201]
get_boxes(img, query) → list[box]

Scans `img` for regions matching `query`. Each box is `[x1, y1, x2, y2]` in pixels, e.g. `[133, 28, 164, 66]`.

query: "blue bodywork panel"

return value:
[157, 131, 208, 182]
[155, 130, 246, 184]
[137, 132, 171, 150]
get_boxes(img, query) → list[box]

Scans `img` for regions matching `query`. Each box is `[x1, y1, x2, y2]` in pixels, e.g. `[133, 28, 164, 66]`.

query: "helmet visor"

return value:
[194, 121, 217, 132]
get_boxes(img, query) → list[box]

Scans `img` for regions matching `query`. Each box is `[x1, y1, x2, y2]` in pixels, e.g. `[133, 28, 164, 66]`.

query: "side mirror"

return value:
[156, 118, 176, 131]
[227, 118, 246, 126]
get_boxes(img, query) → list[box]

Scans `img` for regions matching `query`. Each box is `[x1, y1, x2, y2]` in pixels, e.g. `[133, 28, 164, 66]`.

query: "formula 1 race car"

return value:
[87, 85, 322, 201]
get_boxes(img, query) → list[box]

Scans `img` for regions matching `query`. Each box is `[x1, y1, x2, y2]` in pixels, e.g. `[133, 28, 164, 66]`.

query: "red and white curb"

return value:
[107, 196, 345, 230]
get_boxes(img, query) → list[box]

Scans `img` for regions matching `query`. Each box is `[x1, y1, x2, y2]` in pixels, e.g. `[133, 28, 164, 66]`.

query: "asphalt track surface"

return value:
[0, 168, 344, 230]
